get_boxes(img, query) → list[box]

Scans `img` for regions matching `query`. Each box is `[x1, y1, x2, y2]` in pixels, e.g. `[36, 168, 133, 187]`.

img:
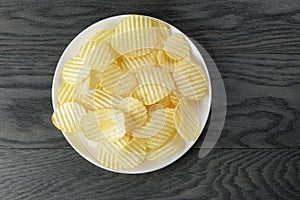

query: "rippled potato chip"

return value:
[122, 50, 157, 72]
[89, 30, 115, 44]
[133, 107, 171, 138]
[152, 20, 171, 48]
[117, 97, 147, 132]
[143, 108, 176, 152]
[133, 84, 170, 105]
[146, 134, 183, 161]
[79, 41, 99, 60]
[62, 56, 91, 85]
[174, 97, 201, 141]
[164, 34, 190, 60]
[156, 50, 178, 71]
[58, 82, 75, 105]
[52, 102, 86, 133]
[85, 42, 119, 72]
[80, 87, 122, 110]
[101, 65, 137, 96]
[173, 59, 207, 101]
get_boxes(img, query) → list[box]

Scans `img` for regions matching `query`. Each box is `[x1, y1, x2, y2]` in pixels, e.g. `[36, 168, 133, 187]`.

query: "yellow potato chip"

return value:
[62, 56, 90, 85]
[143, 108, 176, 152]
[146, 134, 183, 161]
[170, 91, 180, 106]
[85, 42, 119, 72]
[89, 70, 102, 89]
[115, 15, 153, 33]
[152, 20, 171, 48]
[121, 50, 157, 72]
[98, 148, 123, 169]
[112, 28, 157, 57]
[135, 66, 175, 89]
[89, 30, 115, 44]
[52, 102, 86, 133]
[133, 84, 170, 105]
[117, 97, 147, 132]
[58, 82, 75, 105]
[78, 41, 99, 60]
[174, 97, 201, 141]
[156, 50, 178, 71]
[164, 34, 190, 60]
[99, 137, 145, 169]
[101, 65, 137, 96]
[112, 134, 133, 150]
[156, 95, 173, 108]
[98, 108, 126, 141]
[80, 87, 122, 110]
[173, 59, 208, 101]
[133, 108, 172, 138]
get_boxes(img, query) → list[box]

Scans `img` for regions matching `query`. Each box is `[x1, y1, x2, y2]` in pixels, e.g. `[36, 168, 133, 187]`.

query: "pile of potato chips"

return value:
[52, 15, 208, 170]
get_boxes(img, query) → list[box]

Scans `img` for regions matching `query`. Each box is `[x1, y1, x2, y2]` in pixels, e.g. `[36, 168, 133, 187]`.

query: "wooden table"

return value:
[1, 0, 299, 199]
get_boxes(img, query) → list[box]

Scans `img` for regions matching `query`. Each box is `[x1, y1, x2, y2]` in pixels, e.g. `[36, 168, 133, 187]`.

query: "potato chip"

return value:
[101, 65, 137, 96]
[156, 50, 178, 71]
[155, 95, 173, 108]
[85, 42, 119, 72]
[164, 34, 190, 60]
[62, 56, 91, 85]
[80, 87, 122, 110]
[98, 148, 123, 169]
[58, 82, 75, 105]
[135, 66, 176, 90]
[112, 134, 133, 150]
[173, 59, 207, 101]
[89, 70, 102, 89]
[170, 91, 180, 106]
[121, 50, 157, 72]
[99, 137, 145, 169]
[146, 134, 183, 161]
[89, 30, 115, 44]
[133, 108, 172, 138]
[152, 20, 171, 47]
[117, 97, 147, 132]
[174, 97, 201, 141]
[143, 108, 176, 151]
[116, 15, 153, 33]
[98, 108, 126, 141]
[133, 84, 170, 105]
[52, 102, 86, 133]
[78, 41, 99, 60]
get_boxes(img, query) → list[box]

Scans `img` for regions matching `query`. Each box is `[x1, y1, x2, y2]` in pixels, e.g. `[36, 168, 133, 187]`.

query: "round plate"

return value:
[52, 15, 212, 174]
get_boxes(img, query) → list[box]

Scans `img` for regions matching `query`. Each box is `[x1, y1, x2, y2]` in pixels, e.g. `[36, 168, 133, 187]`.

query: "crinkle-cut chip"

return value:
[135, 66, 176, 90]
[117, 97, 147, 132]
[121, 50, 157, 72]
[115, 15, 153, 33]
[52, 102, 86, 133]
[133, 108, 172, 138]
[173, 59, 208, 101]
[78, 41, 99, 60]
[170, 91, 180, 106]
[100, 138, 145, 169]
[89, 30, 115, 44]
[133, 84, 170, 105]
[81, 88, 122, 110]
[62, 56, 90, 85]
[58, 82, 75, 105]
[97, 108, 126, 142]
[164, 34, 190, 60]
[142, 108, 175, 151]
[98, 148, 123, 170]
[156, 50, 178, 71]
[85, 42, 119, 72]
[101, 65, 137, 96]
[156, 95, 173, 108]
[111, 28, 157, 57]
[174, 97, 201, 141]
[89, 70, 102, 89]
[80, 111, 106, 142]
[146, 134, 183, 161]
[152, 20, 171, 48]
[112, 134, 133, 150]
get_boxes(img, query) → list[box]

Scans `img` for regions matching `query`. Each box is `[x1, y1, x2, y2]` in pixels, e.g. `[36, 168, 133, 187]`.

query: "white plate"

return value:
[52, 15, 212, 174]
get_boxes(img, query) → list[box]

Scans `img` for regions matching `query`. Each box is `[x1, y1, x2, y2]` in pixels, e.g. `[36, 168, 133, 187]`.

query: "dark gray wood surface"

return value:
[0, 0, 299, 199]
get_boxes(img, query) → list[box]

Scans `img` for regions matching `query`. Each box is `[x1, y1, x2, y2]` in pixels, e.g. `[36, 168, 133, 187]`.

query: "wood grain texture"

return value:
[0, 0, 299, 54]
[0, 148, 299, 200]
[1, 53, 299, 148]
